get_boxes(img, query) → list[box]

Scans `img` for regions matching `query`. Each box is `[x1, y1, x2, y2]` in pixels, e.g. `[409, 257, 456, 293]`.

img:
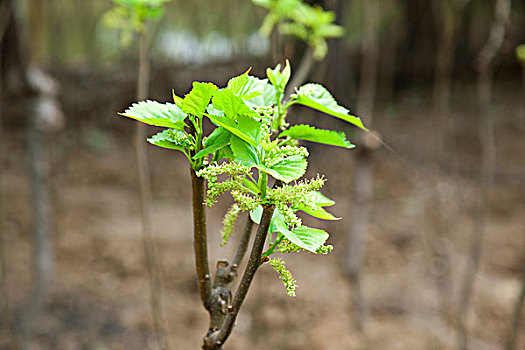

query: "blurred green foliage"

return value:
[516, 44, 525, 64]
[253, 0, 343, 60]
[103, 0, 171, 46]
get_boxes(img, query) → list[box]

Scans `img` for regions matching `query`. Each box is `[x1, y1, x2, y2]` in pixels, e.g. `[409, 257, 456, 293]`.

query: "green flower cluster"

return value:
[231, 190, 261, 211]
[220, 204, 241, 246]
[268, 258, 297, 297]
[277, 239, 303, 253]
[278, 239, 333, 255]
[266, 176, 325, 228]
[263, 145, 309, 168]
[167, 129, 194, 150]
[255, 106, 274, 126]
[315, 244, 333, 255]
[197, 162, 259, 209]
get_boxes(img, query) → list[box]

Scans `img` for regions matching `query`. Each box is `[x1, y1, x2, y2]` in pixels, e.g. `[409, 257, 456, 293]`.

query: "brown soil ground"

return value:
[1, 74, 524, 349]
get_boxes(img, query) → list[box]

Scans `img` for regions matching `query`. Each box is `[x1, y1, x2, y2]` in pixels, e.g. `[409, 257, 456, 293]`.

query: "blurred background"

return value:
[1, 0, 524, 349]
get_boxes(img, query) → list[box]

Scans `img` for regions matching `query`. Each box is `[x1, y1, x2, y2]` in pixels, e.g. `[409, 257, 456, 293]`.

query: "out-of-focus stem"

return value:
[135, 28, 170, 350]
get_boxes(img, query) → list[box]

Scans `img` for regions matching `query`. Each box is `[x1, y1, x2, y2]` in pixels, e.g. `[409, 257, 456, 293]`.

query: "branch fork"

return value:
[191, 171, 276, 350]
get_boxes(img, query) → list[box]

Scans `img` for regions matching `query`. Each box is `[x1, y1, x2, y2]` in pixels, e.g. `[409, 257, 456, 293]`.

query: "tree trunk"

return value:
[11, 1, 64, 347]
[325, 0, 354, 100]
[430, 0, 471, 320]
[0, 1, 17, 347]
[457, 0, 511, 349]
[346, 148, 373, 331]
[346, 0, 381, 332]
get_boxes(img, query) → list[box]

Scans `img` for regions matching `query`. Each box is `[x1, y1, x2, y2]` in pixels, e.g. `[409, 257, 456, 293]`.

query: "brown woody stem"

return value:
[191, 168, 212, 309]
[204, 204, 275, 349]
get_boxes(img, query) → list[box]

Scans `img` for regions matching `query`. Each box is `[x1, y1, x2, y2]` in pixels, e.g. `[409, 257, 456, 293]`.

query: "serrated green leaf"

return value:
[237, 114, 262, 142]
[233, 75, 274, 107]
[274, 218, 329, 253]
[207, 114, 258, 147]
[296, 203, 340, 220]
[230, 135, 260, 166]
[245, 79, 277, 108]
[292, 84, 368, 131]
[256, 155, 307, 183]
[212, 89, 259, 119]
[147, 129, 191, 152]
[227, 68, 252, 95]
[181, 82, 218, 118]
[120, 100, 187, 129]
[279, 124, 354, 148]
[193, 127, 230, 160]
[307, 191, 335, 207]
[294, 187, 340, 220]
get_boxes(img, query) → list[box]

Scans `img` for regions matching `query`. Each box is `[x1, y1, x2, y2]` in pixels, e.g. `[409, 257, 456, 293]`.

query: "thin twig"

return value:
[207, 214, 254, 333]
[230, 216, 254, 270]
[205, 204, 276, 349]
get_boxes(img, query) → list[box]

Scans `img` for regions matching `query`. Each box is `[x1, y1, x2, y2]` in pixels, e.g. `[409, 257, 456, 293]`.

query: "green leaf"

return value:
[193, 127, 230, 160]
[216, 145, 234, 161]
[295, 190, 339, 220]
[307, 191, 335, 207]
[230, 75, 275, 108]
[279, 124, 354, 148]
[243, 178, 260, 195]
[266, 64, 280, 88]
[274, 218, 329, 253]
[245, 78, 277, 108]
[207, 114, 258, 147]
[256, 155, 307, 183]
[296, 203, 340, 221]
[147, 129, 191, 152]
[230, 135, 260, 165]
[292, 84, 368, 131]
[212, 89, 259, 119]
[181, 82, 218, 118]
[227, 68, 252, 95]
[203, 127, 229, 148]
[172, 90, 183, 107]
[266, 60, 291, 92]
[250, 205, 263, 224]
[120, 100, 187, 129]
[280, 60, 291, 90]
[250, 206, 284, 234]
